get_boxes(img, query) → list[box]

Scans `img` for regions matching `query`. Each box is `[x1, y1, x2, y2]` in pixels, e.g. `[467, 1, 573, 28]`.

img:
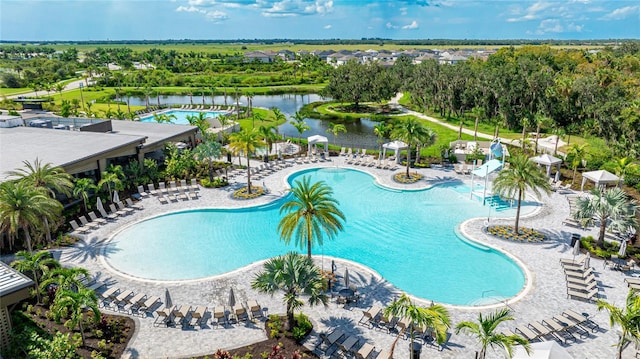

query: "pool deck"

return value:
[36, 157, 636, 358]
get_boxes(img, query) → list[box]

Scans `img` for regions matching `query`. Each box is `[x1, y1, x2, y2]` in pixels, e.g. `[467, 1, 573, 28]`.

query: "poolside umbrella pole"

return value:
[96, 197, 105, 214]
[619, 240, 628, 258]
[113, 190, 120, 204]
[164, 289, 172, 309]
[344, 268, 349, 288]
[229, 288, 236, 308]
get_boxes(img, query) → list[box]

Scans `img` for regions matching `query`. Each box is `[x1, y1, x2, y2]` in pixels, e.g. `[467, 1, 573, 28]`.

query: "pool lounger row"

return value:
[154, 300, 265, 328]
[99, 287, 161, 317]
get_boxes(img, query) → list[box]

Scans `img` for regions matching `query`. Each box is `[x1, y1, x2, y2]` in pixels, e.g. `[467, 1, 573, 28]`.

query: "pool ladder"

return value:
[481, 289, 513, 310]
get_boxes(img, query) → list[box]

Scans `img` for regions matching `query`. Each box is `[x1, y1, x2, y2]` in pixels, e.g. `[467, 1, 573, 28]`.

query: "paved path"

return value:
[35, 157, 635, 359]
[6, 78, 89, 99]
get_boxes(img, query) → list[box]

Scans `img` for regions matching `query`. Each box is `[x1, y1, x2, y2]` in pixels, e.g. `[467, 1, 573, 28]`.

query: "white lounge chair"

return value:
[69, 220, 90, 234]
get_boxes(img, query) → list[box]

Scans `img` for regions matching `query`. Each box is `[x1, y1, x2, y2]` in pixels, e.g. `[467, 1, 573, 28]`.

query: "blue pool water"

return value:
[139, 110, 224, 125]
[106, 168, 530, 306]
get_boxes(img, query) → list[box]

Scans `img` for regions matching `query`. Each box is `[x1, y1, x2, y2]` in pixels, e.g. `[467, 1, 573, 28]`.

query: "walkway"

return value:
[46, 158, 632, 358]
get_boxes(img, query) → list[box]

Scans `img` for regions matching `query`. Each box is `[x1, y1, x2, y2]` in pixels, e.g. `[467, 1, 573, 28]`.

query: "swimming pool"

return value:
[105, 168, 532, 306]
[139, 110, 224, 125]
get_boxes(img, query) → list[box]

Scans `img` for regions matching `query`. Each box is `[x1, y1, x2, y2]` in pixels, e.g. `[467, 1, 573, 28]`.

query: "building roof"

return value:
[0, 261, 33, 298]
[109, 120, 197, 149]
[0, 126, 146, 180]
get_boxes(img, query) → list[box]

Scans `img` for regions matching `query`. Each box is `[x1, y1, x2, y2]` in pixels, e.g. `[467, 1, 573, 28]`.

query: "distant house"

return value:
[243, 51, 276, 63]
[277, 50, 295, 61]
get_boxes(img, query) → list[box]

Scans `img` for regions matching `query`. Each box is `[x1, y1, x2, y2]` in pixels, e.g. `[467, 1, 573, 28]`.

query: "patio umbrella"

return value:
[112, 190, 120, 204]
[572, 239, 580, 261]
[619, 240, 628, 257]
[554, 170, 560, 183]
[513, 341, 573, 359]
[331, 260, 337, 274]
[228, 288, 236, 307]
[96, 197, 105, 214]
[584, 252, 591, 269]
[344, 268, 350, 288]
[164, 288, 172, 309]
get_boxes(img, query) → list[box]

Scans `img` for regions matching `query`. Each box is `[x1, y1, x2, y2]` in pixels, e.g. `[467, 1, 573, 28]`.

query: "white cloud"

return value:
[507, 1, 552, 22]
[176, 0, 334, 19]
[176, 5, 205, 13]
[399, 7, 407, 15]
[386, 22, 398, 29]
[206, 10, 228, 21]
[536, 19, 563, 34]
[402, 20, 419, 29]
[324, 24, 332, 29]
[566, 22, 584, 32]
[600, 5, 639, 20]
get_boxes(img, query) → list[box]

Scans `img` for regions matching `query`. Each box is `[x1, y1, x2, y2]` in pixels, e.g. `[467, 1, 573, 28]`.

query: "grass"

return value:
[0, 87, 31, 96]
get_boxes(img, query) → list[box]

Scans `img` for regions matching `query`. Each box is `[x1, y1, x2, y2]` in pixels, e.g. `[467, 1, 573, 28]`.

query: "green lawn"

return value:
[0, 87, 31, 96]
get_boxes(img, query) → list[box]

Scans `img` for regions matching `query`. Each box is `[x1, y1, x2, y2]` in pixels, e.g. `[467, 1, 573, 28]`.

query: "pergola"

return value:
[382, 140, 408, 163]
[531, 154, 562, 177]
[581, 169, 619, 191]
[307, 135, 328, 154]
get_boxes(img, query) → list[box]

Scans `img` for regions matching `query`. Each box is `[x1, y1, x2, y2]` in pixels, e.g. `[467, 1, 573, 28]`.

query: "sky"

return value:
[0, 0, 638, 41]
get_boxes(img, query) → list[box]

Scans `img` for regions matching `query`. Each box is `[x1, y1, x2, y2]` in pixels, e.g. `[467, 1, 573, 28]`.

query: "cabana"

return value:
[382, 140, 408, 163]
[307, 135, 328, 155]
[581, 170, 619, 191]
[531, 154, 562, 177]
[470, 159, 503, 205]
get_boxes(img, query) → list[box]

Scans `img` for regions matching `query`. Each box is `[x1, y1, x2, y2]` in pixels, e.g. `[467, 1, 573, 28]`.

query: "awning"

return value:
[471, 159, 502, 178]
[581, 169, 619, 191]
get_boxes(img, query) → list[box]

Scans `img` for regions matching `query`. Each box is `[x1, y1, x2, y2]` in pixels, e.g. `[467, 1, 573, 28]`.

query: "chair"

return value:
[109, 204, 127, 217]
[154, 307, 172, 327]
[356, 343, 375, 359]
[137, 185, 149, 198]
[212, 306, 227, 327]
[116, 201, 135, 215]
[246, 300, 264, 321]
[79, 216, 99, 229]
[552, 315, 590, 338]
[562, 309, 599, 332]
[99, 207, 118, 220]
[232, 304, 249, 323]
[158, 196, 169, 205]
[180, 179, 188, 189]
[358, 305, 382, 327]
[339, 336, 359, 355]
[176, 189, 188, 201]
[137, 296, 161, 317]
[69, 220, 90, 234]
[542, 318, 577, 344]
[515, 325, 541, 342]
[188, 191, 198, 200]
[125, 198, 143, 210]
[190, 306, 207, 327]
[560, 256, 586, 265]
[190, 178, 199, 191]
[172, 305, 192, 327]
[169, 181, 179, 194]
[126, 292, 147, 314]
[88, 212, 107, 225]
[527, 321, 555, 341]
[148, 183, 158, 196]
[320, 328, 345, 352]
[158, 182, 168, 195]
[564, 267, 594, 279]
[567, 287, 599, 302]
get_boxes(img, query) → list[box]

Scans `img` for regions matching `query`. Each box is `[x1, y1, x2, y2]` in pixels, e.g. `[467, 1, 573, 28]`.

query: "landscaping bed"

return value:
[486, 225, 545, 243]
[393, 172, 422, 184]
[233, 186, 266, 199]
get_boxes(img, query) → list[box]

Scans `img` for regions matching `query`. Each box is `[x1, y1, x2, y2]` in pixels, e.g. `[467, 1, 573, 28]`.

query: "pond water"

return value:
[128, 94, 383, 149]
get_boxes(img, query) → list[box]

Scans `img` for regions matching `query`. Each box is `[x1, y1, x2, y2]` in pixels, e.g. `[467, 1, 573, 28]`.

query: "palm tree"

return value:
[573, 188, 639, 248]
[0, 181, 62, 253]
[493, 154, 552, 234]
[186, 112, 210, 135]
[228, 128, 265, 194]
[278, 176, 346, 258]
[326, 122, 347, 147]
[471, 106, 485, 142]
[520, 117, 530, 151]
[40, 266, 91, 300]
[390, 118, 435, 177]
[98, 172, 122, 202]
[532, 113, 551, 154]
[153, 113, 176, 124]
[270, 107, 286, 125]
[251, 252, 328, 330]
[384, 293, 451, 359]
[613, 157, 640, 187]
[455, 308, 530, 359]
[9, 158, 73, 243]
[258, 125, 278, 156]
[73, 178, 97, 212]
[597, 290, 640, 359]
[194, 139, 222, 182]
[373, 122, 389, 156]
[289, 111, 310, 144]
[566, 143, 588, 185]
[52, 287, 100, 345]
[11, 250, 60, 304]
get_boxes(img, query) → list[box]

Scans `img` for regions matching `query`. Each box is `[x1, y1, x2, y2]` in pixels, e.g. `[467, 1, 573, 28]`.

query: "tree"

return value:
[11, 250, 59, 304]
[289, 112, 310, 144]
[613, 157, 640, 186]
[520, 117, 530, 151]
[270, 107, 286, 125]
[186, 112, 210, 135]
[73, 178, 97, 213]
[493, 154, 552, 234]
[597, 290, 640, 359]
[0, 181, 62, 253]
[532, 113, 552, 154]
[194, 139, 222, 182]
[258, 125, 278, 157]
[566, 143, 588, 185]
[471, 106, 486, 142]
[9, 158, 73, 243]
[98, 171, 122, 201]
[323, 60, 396, 109]
[384, 293, 451, 359]
[326, 122, 347, 147]
[40, 266, 90, 301]
[228, 128, 265, 194]
[51, 287, 100, 345]
[573, 188, 639, 248]
[251, 252, 328, 330]
[390, 118, 435, 177]
[455, 308, 530, 359]
[278, 176, 345, 258]
[373, 122, 389, 155]
[153, 113, 176, 124]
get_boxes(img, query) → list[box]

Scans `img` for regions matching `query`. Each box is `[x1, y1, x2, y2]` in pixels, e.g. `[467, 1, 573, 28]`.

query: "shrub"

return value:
[26, 304, 34, 314]
[64, 319, 74, 331]
[233, 186, 265, 199]
[201, 177, 229, 188]
[292, 313, 312, 342]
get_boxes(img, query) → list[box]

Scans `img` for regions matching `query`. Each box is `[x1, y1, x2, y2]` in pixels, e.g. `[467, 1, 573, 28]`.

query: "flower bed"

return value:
[393, 172, 423, 184]
[487, 225, 545, 243]
[233, 186, 265, 200]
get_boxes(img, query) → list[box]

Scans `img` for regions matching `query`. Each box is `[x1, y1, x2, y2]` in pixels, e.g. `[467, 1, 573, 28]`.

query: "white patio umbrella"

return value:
[619, 240, 628, 257]
[96, 197, 105, 214]
[228, 288, 236, 307]
[112, 190, 120, 204]
[513, 341, 573, 359]
[572, 239, 581, 261]
[584, 252, 591, 269]
[554, 170, 560, 183]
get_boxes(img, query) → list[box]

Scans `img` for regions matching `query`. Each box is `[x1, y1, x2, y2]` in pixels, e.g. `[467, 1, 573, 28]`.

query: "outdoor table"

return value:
[338, 288, 355, 302]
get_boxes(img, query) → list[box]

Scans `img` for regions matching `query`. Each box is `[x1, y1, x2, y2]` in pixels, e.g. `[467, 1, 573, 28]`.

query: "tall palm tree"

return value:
[566, 143, 588, 186]
[270, 107, 286, 125]
[98, 172, 122, 202]
[40, 266, 91, 300]
[384, 293, 451, 359]
[471, 106, 485, 142]
[153, 113, 176, 124]
[493, 154, 552, 234]
[0, 181, 62, 253]
[597, 290, 640, 359]
[251, 252, 328, 330]
[573, 188, 639, 248]
[278, 176, 346, 258]
[326, 122, 347, 147]
[73, 178, 97, 213]
[373, 122, 389, 156]
[11, 250, 60, 304]
[258, 125, 278, 156]
[520, 117, 530, 151]
[52, 287, 100, 345]
[228, 128, 265, 194]
[455, 308, 530, 359]
[391, 118, 435, 177]
[9, 158, 73, 243]
[194, 139, 222, 182]
[289, 111, 310, 144]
